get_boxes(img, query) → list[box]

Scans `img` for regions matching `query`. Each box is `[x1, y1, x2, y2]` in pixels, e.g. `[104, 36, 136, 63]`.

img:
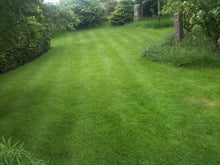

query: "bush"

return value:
[0, 137, 45, 165]
[0, 0, 51, 74]
[72, 0, 105, 28]
[143, 29, 220, 67]
[110, 0, 134, 25]
[0, 25, 50, 73]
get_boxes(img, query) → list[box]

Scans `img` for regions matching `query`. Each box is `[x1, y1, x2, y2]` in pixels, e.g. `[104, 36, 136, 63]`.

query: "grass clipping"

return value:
[143, 30, 220, 67]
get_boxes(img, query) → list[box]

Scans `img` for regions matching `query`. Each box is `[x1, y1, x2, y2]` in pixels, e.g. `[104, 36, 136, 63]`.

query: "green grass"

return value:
[130, 17, 174, 29]
[143, 29, 220, 67]
[0, 23, 220, 165]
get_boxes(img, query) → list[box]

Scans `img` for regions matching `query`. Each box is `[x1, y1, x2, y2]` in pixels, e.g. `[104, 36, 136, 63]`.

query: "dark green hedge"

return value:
[0, 27, 50, 73]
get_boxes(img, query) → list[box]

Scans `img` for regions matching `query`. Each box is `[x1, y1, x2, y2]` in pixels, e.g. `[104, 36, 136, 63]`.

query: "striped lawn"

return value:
[0, 24, 220, 165]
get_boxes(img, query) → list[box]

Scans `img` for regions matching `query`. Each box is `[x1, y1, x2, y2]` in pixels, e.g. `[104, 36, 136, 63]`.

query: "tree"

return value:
[135, 0, 166, 18]
[42, 3, 79, 31]
[110, 0, 134, 25]
[157, 0, 161, 21]
[162, 0, 220, 51]
[192, 1, 220, 51]
[162, 0, 197, 33]
[104, 0, 118, 16]
[69, 0, 105, 27]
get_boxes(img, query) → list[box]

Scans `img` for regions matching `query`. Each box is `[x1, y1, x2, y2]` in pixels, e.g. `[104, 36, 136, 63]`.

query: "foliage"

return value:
[134, 0, 166, 18]
[162, 0, 220, 51]
[0, 0, 51, 73]
[42, 3, 79, 31]
[0, 0, 44, 50]
[110, 0, 134, 25]
[0, 137, 45, 165]
[143, 29, 220, 67]
[162, 0, 198, 33]
[0, 22, 50, 73]
[104, 0, 118, 16]
[192, 1, 220, 51]
[69, 0, 105, 27]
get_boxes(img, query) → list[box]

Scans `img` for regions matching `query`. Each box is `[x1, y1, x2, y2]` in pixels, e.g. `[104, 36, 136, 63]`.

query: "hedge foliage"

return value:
[0, 25, 50, 73]
[0, 0, 51, 73]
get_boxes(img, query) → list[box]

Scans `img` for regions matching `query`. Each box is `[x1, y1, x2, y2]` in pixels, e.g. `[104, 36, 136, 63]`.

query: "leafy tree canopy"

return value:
[163, 0, 220, 51]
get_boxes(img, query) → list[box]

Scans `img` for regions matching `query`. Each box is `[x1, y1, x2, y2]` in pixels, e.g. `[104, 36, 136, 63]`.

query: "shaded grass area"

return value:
[0, 24, 220, 164]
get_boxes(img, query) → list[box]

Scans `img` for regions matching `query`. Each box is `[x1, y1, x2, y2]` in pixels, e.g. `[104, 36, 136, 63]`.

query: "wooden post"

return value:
[134, 4, 141, 22]
[174, 13, 184, 42]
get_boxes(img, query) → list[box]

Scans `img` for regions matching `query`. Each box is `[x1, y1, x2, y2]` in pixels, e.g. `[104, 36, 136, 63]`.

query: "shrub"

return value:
[0, 24, 50, 73]
[0, 137, 45, 165]
[110, 0, 134, 25]
[143, 29, 220, 67]
[72, 0, 105, 28]
[0, 0, 51, 74]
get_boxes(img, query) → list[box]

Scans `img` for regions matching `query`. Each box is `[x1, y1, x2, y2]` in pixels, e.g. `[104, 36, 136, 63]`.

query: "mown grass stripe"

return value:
[0, 24, 219, 165]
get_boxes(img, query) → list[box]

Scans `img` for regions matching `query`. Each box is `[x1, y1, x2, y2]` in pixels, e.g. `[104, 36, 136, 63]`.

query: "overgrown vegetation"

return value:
[143, 27, 220, 67]
[0, 137, 45, 165]
[162, 0, 220, 51]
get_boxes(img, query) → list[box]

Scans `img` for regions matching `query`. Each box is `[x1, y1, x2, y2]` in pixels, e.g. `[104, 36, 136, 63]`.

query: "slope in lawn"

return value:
[0, 24, 219, 165]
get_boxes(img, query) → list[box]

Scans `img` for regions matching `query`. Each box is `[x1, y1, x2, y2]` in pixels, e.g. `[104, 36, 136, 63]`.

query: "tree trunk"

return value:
[157, 0, 161, 22]
[213, 39, 219, 52]
[141, 0, 143, 18]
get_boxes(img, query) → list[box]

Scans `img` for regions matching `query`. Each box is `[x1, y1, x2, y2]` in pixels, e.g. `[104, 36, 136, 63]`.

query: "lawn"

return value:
[0, 23, 219, 165]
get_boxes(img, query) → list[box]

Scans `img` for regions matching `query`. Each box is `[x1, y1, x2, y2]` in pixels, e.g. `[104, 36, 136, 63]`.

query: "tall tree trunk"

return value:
[157, 0, 161, 22]
[141, 0, 143, 18]
[213, 39, 219, 52]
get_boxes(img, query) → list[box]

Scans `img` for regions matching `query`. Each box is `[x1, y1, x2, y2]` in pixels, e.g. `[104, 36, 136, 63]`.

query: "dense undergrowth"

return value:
[143, 27, 220, 67]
